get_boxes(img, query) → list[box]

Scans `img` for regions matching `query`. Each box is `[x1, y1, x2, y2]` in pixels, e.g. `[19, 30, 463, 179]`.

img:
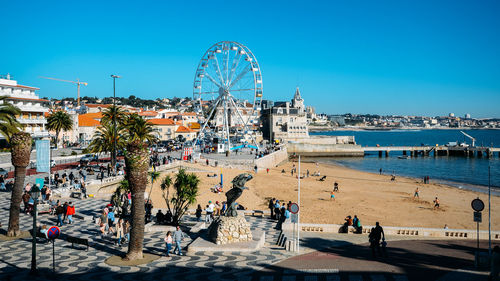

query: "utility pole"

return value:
[111, 75, 121, 174]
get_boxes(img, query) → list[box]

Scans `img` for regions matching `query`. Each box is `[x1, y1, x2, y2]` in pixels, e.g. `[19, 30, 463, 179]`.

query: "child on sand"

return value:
[414, 187, 419, 198]
[330, 191, 335, 201]
[433, 197, 440, 209]
[334, 182, 339, 192]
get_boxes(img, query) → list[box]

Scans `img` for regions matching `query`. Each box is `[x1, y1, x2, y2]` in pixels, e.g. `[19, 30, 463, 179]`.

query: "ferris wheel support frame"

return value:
[192, 41, 263, 153]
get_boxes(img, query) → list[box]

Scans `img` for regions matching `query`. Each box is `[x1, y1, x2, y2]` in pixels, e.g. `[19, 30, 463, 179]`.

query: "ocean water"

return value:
[310, 129, 500, 194]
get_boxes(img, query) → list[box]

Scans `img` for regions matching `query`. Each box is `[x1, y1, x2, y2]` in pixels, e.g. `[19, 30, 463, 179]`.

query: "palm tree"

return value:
[101, 105, 127, 170]
[101, 105, 126, 126]
[122, 114, 158, 261]
[160, 169, 200, 225]
[125, 114, 158, 145]
[7, 132, 32, 237]
[123, 140, 149, 261]
[88, 122, 126, 156]
[0, 96, 21, 141]
[146, 171, 160, 204]
[46, 110, 73, 149]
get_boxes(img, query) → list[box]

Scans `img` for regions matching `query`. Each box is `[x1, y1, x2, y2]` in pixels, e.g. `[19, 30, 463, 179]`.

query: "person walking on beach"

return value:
[330, 191, 335, 201]
[173, 226, 185, 256]
[333, 182, 339, 192]
[414, 187, 419, 198]
[379, 168, 382, 175]
[433, 197, 440, 209]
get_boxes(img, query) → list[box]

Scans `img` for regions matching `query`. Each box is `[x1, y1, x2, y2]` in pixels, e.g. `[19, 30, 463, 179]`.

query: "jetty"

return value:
[363, 146, 500, 158]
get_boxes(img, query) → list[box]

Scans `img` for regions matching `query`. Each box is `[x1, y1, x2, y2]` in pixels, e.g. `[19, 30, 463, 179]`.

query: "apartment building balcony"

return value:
[17, 105, 49, 113]
[18, 117, 47, 125]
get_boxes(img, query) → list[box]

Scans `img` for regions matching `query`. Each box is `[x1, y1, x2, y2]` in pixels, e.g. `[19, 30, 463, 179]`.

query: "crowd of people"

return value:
[96, 203, 131, 246]
[268, 198, 292, 230]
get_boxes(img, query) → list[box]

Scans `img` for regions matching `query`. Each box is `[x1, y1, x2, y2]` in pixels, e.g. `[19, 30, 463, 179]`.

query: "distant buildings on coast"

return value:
[1, 74, 497, 148]
[327, 113, 500, 130]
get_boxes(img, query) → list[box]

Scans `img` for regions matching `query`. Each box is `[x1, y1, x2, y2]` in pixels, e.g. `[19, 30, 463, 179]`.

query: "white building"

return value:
[261, 87, 309, 142]
[0, 74, 50, 139]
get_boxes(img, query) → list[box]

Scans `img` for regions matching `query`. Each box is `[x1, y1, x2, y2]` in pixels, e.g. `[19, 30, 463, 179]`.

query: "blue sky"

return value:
[1, 0, 499, 117]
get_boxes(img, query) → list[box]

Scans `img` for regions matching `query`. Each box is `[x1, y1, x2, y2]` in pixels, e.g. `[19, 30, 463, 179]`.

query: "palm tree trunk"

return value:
[126, 187, 145, 260]
[7, 132, 32, 237]
[7, 166, 27, 236]
[123, 140, 149, 261]
[55, 130, 60, 149]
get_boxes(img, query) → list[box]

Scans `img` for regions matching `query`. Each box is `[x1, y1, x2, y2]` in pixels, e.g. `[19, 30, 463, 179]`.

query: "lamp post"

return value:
[110, 74, 121, 174]
[30, 184, 41, 274]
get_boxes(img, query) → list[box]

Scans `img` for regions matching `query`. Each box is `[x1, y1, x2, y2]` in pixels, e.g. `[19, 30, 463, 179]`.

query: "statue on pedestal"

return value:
[224, 173, 253, 217]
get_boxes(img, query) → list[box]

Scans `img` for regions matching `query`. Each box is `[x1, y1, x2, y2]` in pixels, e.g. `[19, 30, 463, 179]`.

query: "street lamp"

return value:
[110, 74, 121, 175]
[30, 184, 41, 274]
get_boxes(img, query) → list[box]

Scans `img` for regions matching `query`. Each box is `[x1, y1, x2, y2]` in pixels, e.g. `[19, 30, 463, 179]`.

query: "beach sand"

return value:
[148, 161, 499, 230]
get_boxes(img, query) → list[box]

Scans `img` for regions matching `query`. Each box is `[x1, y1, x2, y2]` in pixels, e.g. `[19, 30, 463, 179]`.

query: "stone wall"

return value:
[282, 222, 500, 240]
[254, 147, 288, 170]
[208, 216, 253, 245]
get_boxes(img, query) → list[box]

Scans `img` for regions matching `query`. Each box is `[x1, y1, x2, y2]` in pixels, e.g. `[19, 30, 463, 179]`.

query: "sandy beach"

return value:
[147, 160, 499, 231]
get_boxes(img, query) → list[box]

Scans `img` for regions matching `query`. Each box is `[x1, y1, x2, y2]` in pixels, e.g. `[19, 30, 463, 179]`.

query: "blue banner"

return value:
[36, 140, 50, 173]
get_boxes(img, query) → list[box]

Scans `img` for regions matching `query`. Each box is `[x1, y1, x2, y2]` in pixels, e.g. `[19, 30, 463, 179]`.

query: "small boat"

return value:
[398, 155, 411, 159]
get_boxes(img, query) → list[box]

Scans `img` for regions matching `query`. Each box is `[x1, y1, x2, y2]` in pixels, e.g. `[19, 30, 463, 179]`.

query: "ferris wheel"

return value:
[193, 41, 263, 152]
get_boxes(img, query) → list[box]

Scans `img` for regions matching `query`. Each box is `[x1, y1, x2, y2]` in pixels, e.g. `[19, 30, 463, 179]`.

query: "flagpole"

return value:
[488, 165, 491, 256]
[297, 155, 301, 252]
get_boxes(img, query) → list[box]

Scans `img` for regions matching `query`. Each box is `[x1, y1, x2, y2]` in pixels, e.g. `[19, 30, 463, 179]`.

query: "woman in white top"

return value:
[164, 231, 173, 257]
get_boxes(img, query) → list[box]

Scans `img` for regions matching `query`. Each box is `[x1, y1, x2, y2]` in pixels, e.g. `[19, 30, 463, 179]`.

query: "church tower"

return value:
[292, 87, 305, 114]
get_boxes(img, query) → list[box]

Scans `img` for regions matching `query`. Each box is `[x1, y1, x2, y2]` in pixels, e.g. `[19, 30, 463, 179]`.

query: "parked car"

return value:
[0, 168, 8, 177]
[80, 154, 98, 165]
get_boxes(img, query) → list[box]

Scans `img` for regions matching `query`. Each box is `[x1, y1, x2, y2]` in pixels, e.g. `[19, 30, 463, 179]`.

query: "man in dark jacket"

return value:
[55, 202, 65, 226]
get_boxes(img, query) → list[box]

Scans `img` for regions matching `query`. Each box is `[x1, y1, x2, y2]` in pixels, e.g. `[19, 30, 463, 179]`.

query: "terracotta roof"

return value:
[6, 96, 48, 102]
[162, 111, 181, 116]
[175, 125, 193, 133]
[78, 112, 102, 127]
[85, 104, 112, 108]
[188, 122, 200, 129]
[181, 112, 197, 116]
[0, 83, 39, 90]
[138, 110, 158, 117]
[148, 118, 176, 125]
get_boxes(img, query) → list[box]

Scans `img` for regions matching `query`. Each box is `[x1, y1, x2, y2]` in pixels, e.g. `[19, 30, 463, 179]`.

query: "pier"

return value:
[363, 146, 500, 158]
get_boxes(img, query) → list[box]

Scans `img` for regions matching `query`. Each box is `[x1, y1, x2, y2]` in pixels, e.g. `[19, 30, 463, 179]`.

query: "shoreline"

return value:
[317, 159, 500, 197]
[309, 127, 500, 132]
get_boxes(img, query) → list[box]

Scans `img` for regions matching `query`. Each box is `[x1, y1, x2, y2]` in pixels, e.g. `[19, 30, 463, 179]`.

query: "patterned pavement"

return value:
[0, 190, 453, 281]
[0, 191, 296, 280]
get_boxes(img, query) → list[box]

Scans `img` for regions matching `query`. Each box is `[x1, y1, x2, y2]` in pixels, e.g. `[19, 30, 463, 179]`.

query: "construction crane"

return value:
[460, 131, 476, 147]
[40, 76, 88, 107]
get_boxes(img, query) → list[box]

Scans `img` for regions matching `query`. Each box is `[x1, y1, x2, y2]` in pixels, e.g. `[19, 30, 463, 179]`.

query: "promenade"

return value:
[0, 190, 495, 281]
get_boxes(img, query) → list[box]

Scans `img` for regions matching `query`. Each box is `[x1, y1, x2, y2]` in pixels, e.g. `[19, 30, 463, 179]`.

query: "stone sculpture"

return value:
[225, 173, 253, 217]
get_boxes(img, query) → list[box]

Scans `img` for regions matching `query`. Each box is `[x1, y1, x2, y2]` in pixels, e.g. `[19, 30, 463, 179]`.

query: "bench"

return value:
[66, 235, 89, 251]
[38, 203, 51, 214]
[71, 192, 82, 199]
[253, 210, 264, 217]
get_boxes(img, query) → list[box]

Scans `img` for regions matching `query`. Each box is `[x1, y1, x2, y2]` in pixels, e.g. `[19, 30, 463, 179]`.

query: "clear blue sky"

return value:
[2, 0, 499, 117]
